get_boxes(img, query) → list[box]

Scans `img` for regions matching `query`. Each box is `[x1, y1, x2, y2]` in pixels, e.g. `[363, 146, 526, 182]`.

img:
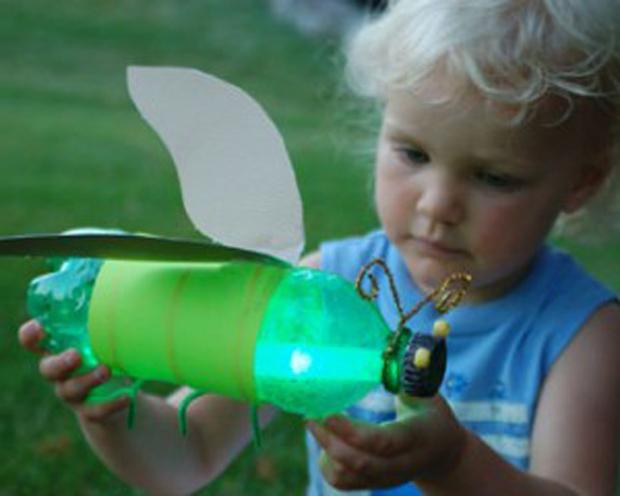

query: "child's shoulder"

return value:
[513, 244, 617, 374]
[535, 245, 615, 305]
[321, 229, 388, 251]
[319, 229, 391, 280]
[531, 297, 620, 490]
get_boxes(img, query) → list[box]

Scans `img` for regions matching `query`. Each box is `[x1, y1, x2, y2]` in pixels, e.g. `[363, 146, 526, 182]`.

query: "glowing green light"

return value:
[255, 343, 383, 382]
[253, 268, 391, 417]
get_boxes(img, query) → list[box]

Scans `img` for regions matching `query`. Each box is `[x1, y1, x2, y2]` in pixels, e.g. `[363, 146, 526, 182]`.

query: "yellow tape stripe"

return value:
[165, 269, 191, 384]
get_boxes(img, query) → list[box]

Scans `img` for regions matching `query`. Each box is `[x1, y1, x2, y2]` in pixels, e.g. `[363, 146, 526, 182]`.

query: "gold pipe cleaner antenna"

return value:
[355, 258, 472, 329]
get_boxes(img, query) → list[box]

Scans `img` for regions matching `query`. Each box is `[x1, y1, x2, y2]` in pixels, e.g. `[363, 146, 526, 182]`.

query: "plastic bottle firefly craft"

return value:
[0, 67, 471, 441]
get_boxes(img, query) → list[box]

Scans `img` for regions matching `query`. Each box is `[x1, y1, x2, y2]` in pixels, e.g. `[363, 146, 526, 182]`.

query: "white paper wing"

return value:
[127, 66, 304, 264]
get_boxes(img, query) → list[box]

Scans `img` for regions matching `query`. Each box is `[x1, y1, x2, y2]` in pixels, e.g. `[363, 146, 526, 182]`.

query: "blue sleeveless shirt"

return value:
[305, 230, 615, 496]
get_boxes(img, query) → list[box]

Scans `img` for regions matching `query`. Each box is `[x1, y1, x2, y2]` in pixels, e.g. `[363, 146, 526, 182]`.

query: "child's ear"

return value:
[562, 153, 612, 214]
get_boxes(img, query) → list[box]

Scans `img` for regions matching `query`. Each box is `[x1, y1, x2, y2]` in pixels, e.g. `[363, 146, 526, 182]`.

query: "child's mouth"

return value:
[411, 237, 466, 258]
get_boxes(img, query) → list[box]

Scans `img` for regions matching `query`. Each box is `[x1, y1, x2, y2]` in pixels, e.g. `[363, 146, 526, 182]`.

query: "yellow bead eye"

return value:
[432, 319, 450, 339]
[413, 348, 431, 369]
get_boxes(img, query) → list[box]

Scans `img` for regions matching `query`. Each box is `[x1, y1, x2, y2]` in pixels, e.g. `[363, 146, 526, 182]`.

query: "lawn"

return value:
[0, 1, 377, 494]
[0, 1, 618, 494]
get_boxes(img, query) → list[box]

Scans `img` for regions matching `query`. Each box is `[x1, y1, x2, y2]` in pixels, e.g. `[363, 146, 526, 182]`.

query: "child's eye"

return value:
[474, 169, 524, 191]
[396, 146, 430, 165]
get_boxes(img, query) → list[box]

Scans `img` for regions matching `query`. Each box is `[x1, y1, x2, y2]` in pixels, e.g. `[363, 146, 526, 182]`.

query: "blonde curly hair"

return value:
[345, 0, 620, 239]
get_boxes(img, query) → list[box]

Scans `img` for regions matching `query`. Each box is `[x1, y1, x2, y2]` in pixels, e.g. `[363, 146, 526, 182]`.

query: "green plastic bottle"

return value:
[27, 255, 454, 422]
[28, 257, 387, 416]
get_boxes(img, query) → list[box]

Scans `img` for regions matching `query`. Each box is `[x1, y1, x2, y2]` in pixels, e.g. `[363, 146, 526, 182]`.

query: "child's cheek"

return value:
[471, 203, 547, 261]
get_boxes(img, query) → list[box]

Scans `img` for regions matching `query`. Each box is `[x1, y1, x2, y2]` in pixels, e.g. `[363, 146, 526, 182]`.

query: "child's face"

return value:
[375, 87, 605, 302]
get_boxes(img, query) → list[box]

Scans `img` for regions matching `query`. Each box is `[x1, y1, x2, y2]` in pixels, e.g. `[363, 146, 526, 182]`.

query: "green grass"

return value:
[0, 1, 618, 494]
[0, 1, 376, 494]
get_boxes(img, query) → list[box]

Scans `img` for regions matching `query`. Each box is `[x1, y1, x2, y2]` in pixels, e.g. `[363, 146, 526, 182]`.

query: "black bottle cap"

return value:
[401, 332, 447, 397]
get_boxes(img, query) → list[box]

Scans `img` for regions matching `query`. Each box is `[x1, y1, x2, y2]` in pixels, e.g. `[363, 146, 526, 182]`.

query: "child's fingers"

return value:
[311, 421, 424, 488]
[18, 319, 47, 354]
[79, 396, 131, 424]
[39, 349, 82, 381]
[320, 414, 414, 457]
[309, 421, 379, 474]
[318, 450, 372, 491]
[54, 365, 110, 404]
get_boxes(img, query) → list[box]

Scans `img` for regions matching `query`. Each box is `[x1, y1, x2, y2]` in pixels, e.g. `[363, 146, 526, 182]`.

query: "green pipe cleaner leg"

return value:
[178, 389, 208, 436]
[126, 379, 145, 429]
[251, 404, 262, 449]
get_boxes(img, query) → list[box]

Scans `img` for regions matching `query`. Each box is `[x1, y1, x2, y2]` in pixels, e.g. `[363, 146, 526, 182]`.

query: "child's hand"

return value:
[307, 395, 467, 491]
[18, 319, 130, 423]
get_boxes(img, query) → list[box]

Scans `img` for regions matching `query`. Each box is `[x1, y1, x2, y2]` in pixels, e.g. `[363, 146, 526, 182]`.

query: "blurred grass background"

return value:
[0, 0, 617, 494]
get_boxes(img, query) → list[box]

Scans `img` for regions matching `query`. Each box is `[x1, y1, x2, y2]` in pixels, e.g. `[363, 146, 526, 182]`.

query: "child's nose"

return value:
[415, 173, 464, 226]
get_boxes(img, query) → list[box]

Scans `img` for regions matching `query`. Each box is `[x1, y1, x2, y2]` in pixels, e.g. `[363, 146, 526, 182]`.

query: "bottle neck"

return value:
[381, 326, 411, 394]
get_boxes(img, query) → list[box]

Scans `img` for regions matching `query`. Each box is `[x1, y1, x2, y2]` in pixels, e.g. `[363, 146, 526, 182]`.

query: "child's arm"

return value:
[308, 301, 620, 495]
[527, 302, 620, 494]
[19, 319, 277, 495]
[18, 253, 322, 493]
[80, 388, 276, 495]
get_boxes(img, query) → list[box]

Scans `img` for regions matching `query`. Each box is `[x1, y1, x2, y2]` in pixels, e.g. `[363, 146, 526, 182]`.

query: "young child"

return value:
[18, 0, 620, 494]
